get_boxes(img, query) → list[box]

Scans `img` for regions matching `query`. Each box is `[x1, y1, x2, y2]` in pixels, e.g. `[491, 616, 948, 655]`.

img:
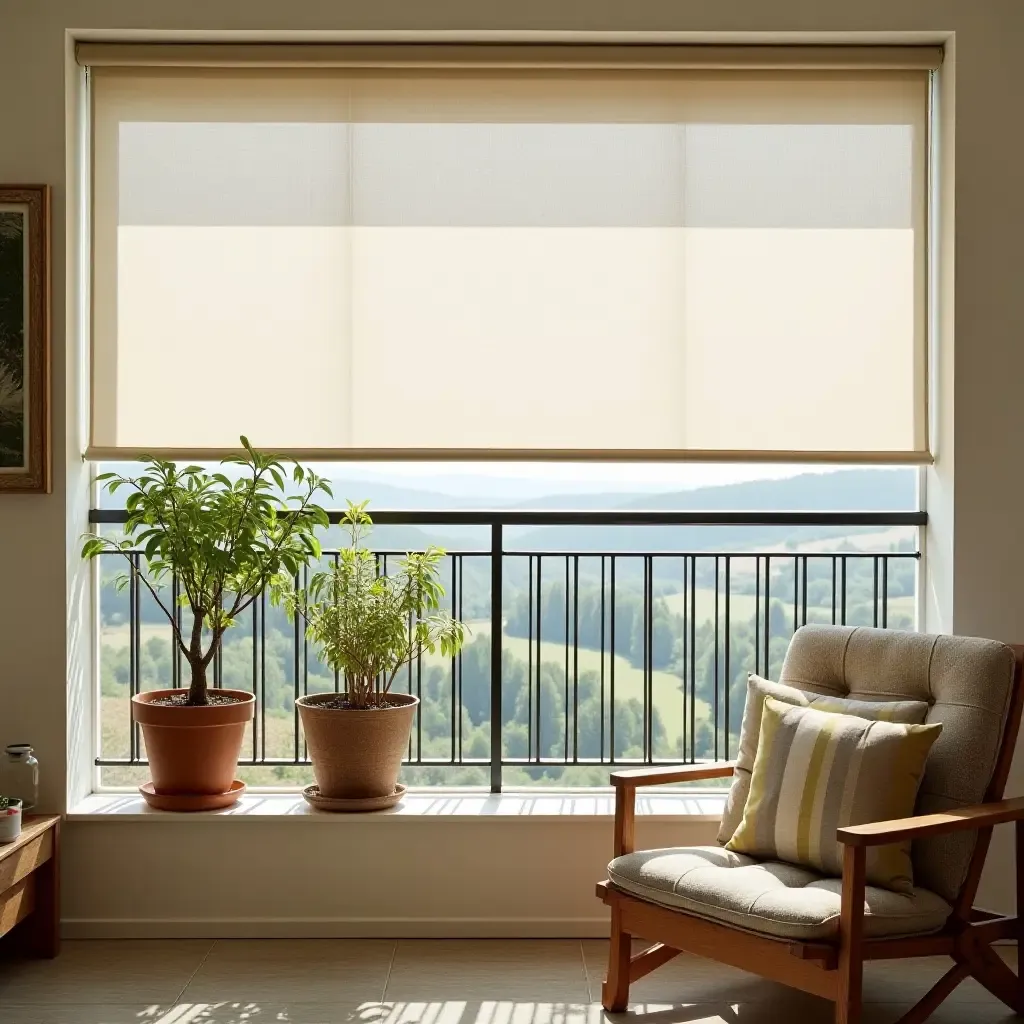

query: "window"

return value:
[81, 44, 936, 790]
[84, 45, 937, 461]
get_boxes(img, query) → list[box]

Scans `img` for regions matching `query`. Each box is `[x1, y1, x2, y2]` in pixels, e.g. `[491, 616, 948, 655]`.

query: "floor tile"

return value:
[0, 940, 213, 1006]
[384, 940, 590, 1002]
[5, 1004, 393, 1024]
[180, 939, 395, 1003]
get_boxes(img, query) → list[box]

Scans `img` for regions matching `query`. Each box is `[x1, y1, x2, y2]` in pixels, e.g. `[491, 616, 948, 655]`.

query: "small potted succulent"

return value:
[280, 501, 466, 809]
[0, 796, 22, 843]
[82, 438, 330, 810]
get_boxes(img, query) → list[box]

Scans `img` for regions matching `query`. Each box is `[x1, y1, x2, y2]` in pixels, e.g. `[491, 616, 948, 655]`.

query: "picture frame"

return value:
[0, 185, 50, 493]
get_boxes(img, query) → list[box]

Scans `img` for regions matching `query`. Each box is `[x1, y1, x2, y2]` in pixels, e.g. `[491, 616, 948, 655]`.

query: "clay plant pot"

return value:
[297, 692, 418, 801]
[132, 689, 255, 801]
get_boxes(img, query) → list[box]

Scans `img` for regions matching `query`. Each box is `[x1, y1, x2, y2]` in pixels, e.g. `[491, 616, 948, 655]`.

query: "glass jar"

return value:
[3, 745, 38, 811]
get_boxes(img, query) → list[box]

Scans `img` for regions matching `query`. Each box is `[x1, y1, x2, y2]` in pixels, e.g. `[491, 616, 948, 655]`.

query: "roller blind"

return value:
[88, 60, 932, 461]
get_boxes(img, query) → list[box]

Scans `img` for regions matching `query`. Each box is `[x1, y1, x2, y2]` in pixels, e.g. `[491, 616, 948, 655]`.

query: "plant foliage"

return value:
[81, 437, 331, 705]
[279, 501, 466, 709]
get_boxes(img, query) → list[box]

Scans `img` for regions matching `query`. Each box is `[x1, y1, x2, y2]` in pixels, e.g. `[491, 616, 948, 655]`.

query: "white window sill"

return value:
[68, 789, 727, 822]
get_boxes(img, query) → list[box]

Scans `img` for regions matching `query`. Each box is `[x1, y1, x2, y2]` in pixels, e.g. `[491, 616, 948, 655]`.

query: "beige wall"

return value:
[0, 0, 1023, 933]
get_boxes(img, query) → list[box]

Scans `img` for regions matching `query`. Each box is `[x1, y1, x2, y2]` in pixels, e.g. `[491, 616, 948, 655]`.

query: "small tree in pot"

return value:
[280, 501, 466, 806]
[82, 438, 330, 809]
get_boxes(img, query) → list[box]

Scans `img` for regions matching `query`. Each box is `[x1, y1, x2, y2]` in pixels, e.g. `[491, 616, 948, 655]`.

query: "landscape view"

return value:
[94, 466, 920, 789]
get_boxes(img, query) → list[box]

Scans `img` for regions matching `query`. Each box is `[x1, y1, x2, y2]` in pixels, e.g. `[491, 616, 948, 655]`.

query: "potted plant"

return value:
[0, 796, 22, 843]
[82, 438, 330, 810]
[281, 501, 466, 809]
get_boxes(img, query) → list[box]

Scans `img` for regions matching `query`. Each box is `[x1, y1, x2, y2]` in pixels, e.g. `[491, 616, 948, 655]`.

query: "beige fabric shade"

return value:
[87, 59, 932, 461]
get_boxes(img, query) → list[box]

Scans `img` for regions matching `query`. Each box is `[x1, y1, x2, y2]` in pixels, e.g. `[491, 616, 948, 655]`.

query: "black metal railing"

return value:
[90, 509, 925, 791]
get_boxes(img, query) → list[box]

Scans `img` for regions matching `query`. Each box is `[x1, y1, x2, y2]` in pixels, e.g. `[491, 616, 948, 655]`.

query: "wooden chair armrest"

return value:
[611, 762, 736, 789]
[837, 796, 1024, 848]
[611, 762, 735, 858]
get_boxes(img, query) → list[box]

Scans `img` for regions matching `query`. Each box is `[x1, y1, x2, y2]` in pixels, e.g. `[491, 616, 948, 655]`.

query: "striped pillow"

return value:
[717, 674, 930, 845]
[725, 697, 942, 893]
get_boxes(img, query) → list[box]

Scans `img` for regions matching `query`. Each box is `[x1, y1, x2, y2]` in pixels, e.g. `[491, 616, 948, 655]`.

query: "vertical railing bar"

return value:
[841, 556, 848, 626]
[458, 554, 464, 765]
[527, 555, 534, 763]
[724, 556, 731, 761]
[831, 556, 837, 625]
[689, 554, 696, 763]
[610, 556, 616, 764]
[292, 570, 301, 763]
[171, 573, 181, 689]
[251, 586, 258, 763]
[450, 555, 457, 764]
[564, 556, 570, 764]
[763, 555, 771, 677]
[129, 553, 139, 762]
[873, 556, 880, 628]
[535, 555, 542, 765]
[754, 556, 761, 676]
[682, 555, 688, 762]
[260, 589, 267, 764]
[882, 556, 889, 629]
[404, 583, 413, 761]
[802, 555, 808, 628]
[644, 555, 652, 764]
[490, 524, 503, 793]
[714, 555, 720, 762]
[333, 552, 341, 695]
[302, 561, 309, 761]
[600, 556, 606, 763]
[793, 556, 799, 637]
[572, 554, 579, 764]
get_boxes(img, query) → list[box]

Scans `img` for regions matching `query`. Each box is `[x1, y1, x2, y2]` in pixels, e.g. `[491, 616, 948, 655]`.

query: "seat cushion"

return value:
[726, 698, 942, 893]
[608, 846, 951, 942]
[718, 673, 930, 845]
[779, 626, 1017, 902]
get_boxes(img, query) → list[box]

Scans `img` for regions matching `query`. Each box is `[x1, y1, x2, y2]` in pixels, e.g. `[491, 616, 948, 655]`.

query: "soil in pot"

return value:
[297, 692, 418, 801]
[133, 688, 255, 802]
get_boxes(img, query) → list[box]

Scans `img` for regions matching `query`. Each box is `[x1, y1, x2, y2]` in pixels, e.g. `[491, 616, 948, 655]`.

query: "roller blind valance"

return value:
[87, 60, 932, 461]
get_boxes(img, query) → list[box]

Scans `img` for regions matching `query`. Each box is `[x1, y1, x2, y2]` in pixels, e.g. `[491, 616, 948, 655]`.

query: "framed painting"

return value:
[0, 186, 50, 492]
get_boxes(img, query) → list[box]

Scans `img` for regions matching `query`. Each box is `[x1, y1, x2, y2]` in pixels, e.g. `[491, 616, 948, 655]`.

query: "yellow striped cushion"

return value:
[717, 674, 930, 845]
[726, 697, 942, 893]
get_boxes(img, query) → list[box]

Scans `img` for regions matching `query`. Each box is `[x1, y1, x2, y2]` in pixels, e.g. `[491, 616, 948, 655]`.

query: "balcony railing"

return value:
[90, 508, 925, 791]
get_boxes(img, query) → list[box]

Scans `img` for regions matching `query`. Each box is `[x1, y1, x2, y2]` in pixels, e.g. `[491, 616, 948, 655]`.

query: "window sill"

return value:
[68, 789, 727, 822]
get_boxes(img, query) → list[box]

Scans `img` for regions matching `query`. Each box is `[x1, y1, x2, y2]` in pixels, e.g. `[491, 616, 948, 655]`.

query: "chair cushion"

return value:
[608, 846, 951, 942]
[779, 626, 1017, 902]
[726, 698, 941, 892]
[718, 673, 930, 845]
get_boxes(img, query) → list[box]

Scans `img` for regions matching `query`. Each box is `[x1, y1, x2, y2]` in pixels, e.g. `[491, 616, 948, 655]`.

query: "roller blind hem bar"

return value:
[83, 447, 935, 465]
[76, 42, 943, 71]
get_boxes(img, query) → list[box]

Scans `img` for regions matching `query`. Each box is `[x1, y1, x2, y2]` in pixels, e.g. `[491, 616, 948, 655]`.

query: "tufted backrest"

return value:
[779, 625, 1017, 902]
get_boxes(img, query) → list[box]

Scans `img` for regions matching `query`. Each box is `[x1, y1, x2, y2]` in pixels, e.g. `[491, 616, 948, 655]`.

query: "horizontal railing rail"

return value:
[91, 508, 924, 791]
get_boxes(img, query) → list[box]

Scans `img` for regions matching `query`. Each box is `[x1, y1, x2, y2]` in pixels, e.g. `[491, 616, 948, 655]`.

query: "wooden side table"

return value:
[0, 814, 60, 957]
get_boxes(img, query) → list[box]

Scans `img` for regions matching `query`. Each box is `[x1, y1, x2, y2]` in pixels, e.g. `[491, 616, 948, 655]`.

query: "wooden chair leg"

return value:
[963, 937, 1019, 1013]
[836, 845, 866, 1024]
[602, 904, 632, 1013]
[1017, 818, 1024, 1010]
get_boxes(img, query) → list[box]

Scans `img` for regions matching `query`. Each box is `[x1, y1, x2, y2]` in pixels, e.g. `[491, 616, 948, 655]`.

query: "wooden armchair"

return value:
[596, 626, 1024, 1024]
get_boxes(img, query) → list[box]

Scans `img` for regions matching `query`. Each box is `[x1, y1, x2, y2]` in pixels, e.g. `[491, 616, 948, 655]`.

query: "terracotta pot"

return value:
[297, 692, 418, 800]
[132, 689, 255, 795]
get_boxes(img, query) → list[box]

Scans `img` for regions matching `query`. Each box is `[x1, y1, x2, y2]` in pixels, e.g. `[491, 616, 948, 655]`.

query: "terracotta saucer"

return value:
[302, 782, 406, 812]
[139, 780, 246, 812]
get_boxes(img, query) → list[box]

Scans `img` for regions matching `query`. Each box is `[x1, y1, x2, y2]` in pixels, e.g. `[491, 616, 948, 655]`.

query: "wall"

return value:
[0, 0, 1022, 934]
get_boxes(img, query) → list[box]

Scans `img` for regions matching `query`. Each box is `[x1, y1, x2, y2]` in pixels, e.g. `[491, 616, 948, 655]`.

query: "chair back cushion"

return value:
[718, 673, 929, 845]
[726, 697, 942, 892]
[779, 625, 1017, 902]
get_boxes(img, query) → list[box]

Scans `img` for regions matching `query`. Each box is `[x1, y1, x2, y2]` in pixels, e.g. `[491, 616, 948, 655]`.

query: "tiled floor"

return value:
[0, 939, 1018, 1024]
